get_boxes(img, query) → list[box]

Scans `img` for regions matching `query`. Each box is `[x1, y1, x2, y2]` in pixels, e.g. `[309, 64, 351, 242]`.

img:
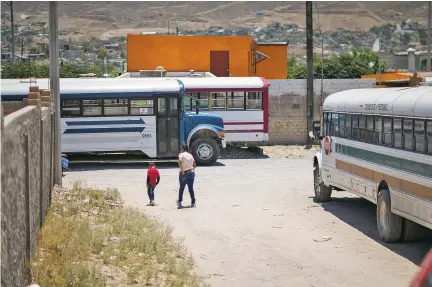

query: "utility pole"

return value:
[306, 1, 314, 147]
[10, 1, 15, 62]
[168, 21, 170, 35]
[176, 26, 179, 35]
[21, 37, 24, 59]
[49, 1, 62, 186]
[427, 1, 431, 72]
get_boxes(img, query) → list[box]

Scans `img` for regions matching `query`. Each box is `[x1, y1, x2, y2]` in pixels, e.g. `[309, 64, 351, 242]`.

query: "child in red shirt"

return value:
[147, 162, 160, 206]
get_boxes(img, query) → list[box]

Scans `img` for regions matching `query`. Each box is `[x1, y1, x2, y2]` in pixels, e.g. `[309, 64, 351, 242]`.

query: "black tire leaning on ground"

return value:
[190, 137, 220, 166]
[401, 218, 425, 242]
[376, 189, 402, 243]
[313, 166, 331, 202]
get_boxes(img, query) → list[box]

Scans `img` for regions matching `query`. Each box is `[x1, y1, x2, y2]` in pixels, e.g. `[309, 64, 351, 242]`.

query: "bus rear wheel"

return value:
[401, 218, 425, 242]
[191, 137, 219, 166]
[377, 189, 402, 243]
[313, 166, 331, 202]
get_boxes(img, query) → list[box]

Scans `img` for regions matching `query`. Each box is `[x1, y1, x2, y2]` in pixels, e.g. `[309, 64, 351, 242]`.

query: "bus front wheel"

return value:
[191, 137, 220, 166]
[313, 167, 331, 202]
[377, 189, 402, 243]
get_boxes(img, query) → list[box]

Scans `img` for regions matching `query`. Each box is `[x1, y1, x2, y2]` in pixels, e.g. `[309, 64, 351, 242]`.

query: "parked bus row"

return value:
[1, 77, 270, 144]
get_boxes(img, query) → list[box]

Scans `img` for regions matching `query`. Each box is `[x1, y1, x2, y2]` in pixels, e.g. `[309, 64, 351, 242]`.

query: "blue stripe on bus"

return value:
[63, 127, 145, 134]
[1, 95, 25, 101]
[65, 119, 146, 126]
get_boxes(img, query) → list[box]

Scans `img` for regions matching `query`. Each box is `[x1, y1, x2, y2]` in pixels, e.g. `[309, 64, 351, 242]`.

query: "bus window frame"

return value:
[82, 99, 103, 117]
[366, 115, 375, 144]
[403, 118, 414, 151]
[375, 116, 383, 145]
[414, 119, 426, 153]
[246, 91, 263, 111]
[61, 99, 82, 118]
[130, 98, 155, 116]
[393, 117, 403, 149]
[427, 120, 432, 154]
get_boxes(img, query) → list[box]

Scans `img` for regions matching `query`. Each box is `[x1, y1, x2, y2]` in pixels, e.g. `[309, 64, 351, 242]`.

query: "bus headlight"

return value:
[219, 131, 225, 137]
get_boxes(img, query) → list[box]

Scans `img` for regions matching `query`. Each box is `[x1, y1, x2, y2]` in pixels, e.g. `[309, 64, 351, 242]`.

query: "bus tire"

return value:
[313, 167, 331, 202]
[401, 219, 425, 242]
[191, 137, 219, 166]
[377, 189, 402, 243]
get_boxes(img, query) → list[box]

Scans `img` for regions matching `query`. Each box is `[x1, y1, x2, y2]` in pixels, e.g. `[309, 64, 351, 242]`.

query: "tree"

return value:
[287, 48, 386, 79]
[28, 45, 39, 53]
[1, 61, 49, 78]
[1, 61, 99, 79]
[97, 48, 108, 60]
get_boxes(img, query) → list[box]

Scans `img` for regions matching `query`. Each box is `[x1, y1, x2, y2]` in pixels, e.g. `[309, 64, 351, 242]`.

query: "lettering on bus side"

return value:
[364, 104, 388, 111]
[141, 133, 152, 139]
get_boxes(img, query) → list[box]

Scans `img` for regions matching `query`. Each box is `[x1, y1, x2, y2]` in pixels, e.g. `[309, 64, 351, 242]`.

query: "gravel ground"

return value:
[63, 147, 431, 287]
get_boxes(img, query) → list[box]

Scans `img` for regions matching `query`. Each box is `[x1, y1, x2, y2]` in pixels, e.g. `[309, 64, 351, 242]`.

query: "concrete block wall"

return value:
[267, 79, 376, 144]
[1, 106, 54, 286]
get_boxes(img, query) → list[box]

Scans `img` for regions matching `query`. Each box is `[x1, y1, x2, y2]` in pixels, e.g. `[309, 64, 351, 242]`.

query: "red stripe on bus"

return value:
[224, 130, 265, 133]
[224, 122, 264, 125]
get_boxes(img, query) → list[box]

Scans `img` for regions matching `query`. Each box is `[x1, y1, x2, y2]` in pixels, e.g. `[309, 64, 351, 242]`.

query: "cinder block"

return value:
[41, 90, 52, 97]
[23, 98, 28, 105]
[29, 86, 39, 92]
[40, 96, 51, 103]
[41, 102, 50, 107]
[28, 92, 40, 100]
[28, 99, 39, 106]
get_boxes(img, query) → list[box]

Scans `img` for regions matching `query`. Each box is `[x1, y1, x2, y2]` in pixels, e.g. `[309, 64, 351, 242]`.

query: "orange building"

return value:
[127, 34, 288, 79]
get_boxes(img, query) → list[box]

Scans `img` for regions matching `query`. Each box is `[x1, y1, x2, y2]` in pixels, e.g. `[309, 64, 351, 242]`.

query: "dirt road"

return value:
[64, 148, 431, 287]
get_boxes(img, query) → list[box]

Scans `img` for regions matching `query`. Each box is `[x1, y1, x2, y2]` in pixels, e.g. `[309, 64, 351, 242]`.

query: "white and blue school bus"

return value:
[310, 87, 432, 243]
[1, 78, 227, 165]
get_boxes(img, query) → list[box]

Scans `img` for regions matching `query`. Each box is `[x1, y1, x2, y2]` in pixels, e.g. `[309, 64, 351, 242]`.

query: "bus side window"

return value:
[61, 100, 81, 117]
[246, 92, 263, 110]
[330, 113, 339, 136]
[196, 92, 209, 111]
[359, 115, 366, 142]
[393, 118, 402, 148]
[130, 99, 154, 115]
[339, 113, 345, 137]
[183, 93, 192, 111]
[104, 98, 128, 116]
[427, 121, 432, 154]
[375, 117, 382, 144]
[366, 115, 374, 144]
[228, 92, 245, 110]
[383, 118, 392, 146]
[403, 118, 414, 151]
[82, 99, 102, 116]
[323, 113, 329, 136]
[210, 92, 226, 110]
[345, 114, 351, 139]
[414, 120, 426, 153]
[352, 115, 359, 140]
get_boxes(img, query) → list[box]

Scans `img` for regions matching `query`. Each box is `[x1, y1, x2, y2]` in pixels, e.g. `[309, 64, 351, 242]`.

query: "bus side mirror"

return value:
[195, 100, 200, 115]
[309, 130, 323, 140]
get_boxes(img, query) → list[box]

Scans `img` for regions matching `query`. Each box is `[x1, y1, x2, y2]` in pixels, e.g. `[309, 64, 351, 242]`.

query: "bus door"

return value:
[156, 95, 180, 157]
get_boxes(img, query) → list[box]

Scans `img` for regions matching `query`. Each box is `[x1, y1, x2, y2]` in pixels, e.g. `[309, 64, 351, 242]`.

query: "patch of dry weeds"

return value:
[31, 181, 208, 287]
